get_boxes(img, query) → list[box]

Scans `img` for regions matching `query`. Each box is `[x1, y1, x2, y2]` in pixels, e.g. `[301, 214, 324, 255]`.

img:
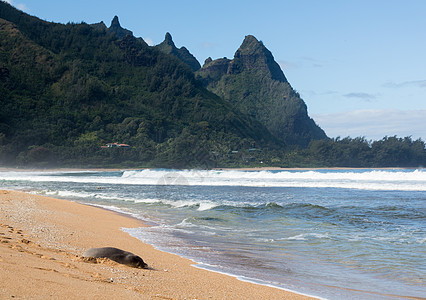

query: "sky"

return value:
[4, 0, 426, 141]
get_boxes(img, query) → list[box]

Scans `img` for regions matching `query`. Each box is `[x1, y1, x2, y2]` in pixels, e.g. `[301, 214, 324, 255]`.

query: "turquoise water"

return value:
[1, 169, 425, 299]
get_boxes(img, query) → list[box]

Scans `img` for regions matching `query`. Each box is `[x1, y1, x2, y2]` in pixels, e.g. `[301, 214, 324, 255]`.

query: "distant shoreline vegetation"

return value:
[2, 135, 424, 169]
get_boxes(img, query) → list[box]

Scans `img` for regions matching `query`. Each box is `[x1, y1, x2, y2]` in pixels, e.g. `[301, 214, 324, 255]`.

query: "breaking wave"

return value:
[1, 168, 425, 191]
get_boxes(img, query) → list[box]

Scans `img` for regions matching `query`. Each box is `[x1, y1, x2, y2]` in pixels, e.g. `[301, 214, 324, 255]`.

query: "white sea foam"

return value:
[1, 169, 425, 191]
[32, 189, 137, 203]
[197, 201, 220, 211]
[134, 198, 162, 204]
[283, 233, 331, 241]
[28, 187, 235, 210]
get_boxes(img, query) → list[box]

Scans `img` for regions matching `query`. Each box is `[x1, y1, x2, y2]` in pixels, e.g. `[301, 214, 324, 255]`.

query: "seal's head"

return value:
[128, 255, 148, 269]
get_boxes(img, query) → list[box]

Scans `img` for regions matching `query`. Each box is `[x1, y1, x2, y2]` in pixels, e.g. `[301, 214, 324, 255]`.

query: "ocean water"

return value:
[1, 168, 425, 299]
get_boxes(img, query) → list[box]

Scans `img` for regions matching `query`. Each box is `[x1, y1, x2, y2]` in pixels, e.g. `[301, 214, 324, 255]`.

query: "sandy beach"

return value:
[0, 189, 315, 299]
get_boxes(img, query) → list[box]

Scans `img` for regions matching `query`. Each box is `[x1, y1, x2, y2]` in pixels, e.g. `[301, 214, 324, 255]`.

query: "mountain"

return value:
[155, 32, 201, 72]
[196, 35, 327, 147]
[90, 16, 133, 39]
[0, 2, 277, 168]
[108, 15, 132, 38]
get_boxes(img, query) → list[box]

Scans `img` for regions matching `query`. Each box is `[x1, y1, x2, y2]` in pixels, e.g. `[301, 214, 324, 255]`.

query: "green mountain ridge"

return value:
[196, 35, 327, 147]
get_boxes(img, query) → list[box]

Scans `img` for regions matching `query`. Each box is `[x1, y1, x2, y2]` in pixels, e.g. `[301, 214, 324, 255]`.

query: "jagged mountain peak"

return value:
[108, 16, 132, 38]
[237, 35, 262, 52]
[232, 35, 286, 82]
[110, 15, 120, 26]
[203, 57, 213, 67]
[155, 33, 201, 71]
[234, 35, 268, 59]
[164, 32, 174, 45]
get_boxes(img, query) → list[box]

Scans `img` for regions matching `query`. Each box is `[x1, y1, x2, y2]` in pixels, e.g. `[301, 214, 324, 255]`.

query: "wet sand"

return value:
[0, 189, 315, 299]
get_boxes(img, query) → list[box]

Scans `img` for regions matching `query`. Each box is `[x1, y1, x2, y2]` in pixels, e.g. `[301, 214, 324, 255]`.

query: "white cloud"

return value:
[16, 3, 27, 10]
[278, 57, 323, 71]
[278, 60, 299, 70]
[312, 109, 426, 141]
[343, 92, 376, 101]
[201, 42, 216, 49]
[144, 37, 154, 46]
[383, 80, 426, 89]
[3, 0, 27, 11]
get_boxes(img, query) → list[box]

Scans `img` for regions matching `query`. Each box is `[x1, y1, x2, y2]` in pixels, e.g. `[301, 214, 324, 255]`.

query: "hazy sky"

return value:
[4, 0, 426, 140]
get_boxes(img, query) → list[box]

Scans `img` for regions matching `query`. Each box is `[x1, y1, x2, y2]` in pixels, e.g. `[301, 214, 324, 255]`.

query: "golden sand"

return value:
[0, 190, 315, 299]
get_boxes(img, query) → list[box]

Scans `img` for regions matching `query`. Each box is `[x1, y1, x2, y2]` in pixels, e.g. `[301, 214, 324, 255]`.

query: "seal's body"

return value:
[83, 247, 148, 269]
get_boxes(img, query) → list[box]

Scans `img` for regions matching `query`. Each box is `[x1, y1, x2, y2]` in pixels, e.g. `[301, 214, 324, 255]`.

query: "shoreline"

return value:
[0, 189, 316, 299]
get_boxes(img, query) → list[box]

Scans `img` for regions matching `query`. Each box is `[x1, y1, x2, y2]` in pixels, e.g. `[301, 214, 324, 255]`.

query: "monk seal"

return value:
[83, 247, 148, 269]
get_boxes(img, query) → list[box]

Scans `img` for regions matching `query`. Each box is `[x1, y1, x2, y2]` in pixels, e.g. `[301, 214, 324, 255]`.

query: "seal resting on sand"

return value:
[83, 247, 148, 269]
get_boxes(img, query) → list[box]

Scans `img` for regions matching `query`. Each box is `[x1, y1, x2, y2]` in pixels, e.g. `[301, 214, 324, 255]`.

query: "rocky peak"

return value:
[157, 32, 176, 52]
[203, 57, 213, 67]
[235, 35, 262, 56]
[232, 35, 287, 82]
[196, 58, 231, 84]
[164, 32, 174, 46]
[108, 16, 132, 39]
[155, 33, 201, 71]
[110, 16, 120, 27]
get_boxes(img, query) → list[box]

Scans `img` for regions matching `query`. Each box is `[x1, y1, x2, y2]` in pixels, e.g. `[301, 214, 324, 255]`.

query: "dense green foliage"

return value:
[0, 3, 276, 168]
[302, 136, 425, 168]
[207, 136, 425, 168]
